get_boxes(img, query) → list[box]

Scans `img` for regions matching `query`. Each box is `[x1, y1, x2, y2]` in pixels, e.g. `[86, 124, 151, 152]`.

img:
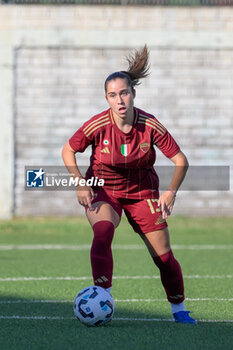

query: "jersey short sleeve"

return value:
[69, 123, 93, 153]
[152, 120, 180, 158]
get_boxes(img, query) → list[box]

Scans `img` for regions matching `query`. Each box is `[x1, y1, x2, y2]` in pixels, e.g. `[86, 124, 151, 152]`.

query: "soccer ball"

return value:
[73, 286, 115, 326]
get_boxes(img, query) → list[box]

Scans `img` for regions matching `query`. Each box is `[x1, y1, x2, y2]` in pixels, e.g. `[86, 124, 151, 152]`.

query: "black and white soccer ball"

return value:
[73, 286, 115, 326]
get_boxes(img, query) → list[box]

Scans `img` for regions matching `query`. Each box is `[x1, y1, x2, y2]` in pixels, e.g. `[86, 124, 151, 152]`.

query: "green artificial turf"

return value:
[0, 216, 232, 350]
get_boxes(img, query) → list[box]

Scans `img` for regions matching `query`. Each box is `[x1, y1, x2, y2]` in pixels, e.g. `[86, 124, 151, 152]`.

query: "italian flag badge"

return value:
[121, 144, 130, 157]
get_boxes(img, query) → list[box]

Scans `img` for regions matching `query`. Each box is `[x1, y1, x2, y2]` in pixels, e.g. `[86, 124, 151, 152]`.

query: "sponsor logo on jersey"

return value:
[139, 142, 150, 153]
[100, 147, 110, 154]
[121, 144, 130, 157]
[103, 139, 109, 145]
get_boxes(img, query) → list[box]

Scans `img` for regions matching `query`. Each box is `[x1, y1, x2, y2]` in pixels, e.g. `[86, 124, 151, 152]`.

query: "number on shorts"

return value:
[146, 199, 161, 214]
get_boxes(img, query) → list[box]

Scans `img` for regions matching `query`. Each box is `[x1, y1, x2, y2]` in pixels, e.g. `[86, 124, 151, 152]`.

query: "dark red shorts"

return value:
[86, 189, 168, 234]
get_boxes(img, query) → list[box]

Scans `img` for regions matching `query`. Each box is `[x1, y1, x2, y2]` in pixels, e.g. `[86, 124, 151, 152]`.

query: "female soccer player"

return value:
[62, 46, 196, 324]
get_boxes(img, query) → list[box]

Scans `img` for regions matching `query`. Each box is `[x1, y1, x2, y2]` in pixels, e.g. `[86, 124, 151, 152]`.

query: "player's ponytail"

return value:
[104, 45, 150, 92]
[122, 45, 150, 86]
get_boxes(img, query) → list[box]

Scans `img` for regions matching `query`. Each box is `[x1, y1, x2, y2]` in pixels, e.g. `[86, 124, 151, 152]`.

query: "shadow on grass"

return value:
[0, 295, 232, 350]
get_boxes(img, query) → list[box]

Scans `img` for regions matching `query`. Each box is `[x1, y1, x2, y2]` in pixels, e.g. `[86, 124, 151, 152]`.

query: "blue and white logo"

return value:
[26, 168, 45, 188]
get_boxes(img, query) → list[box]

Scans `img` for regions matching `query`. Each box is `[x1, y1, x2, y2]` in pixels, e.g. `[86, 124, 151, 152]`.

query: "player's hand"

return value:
[158, 191, 176, 219]
[77, 184, 95, 209]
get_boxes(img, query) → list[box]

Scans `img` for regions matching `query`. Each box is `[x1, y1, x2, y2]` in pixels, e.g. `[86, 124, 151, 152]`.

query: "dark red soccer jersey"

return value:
[69, 107, 180, 199]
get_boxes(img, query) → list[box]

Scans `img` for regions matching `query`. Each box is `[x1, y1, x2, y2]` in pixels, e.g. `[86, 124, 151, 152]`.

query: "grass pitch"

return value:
[0, 216, 232, 350]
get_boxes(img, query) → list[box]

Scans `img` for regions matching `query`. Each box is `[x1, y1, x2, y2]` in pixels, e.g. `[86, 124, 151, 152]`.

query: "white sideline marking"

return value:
[0, 275, 232, 282]
[0, 315, 74, 320]
[0, 298, 232, 304]
[115, 298, 233, 302]
[0, 315, 232, 323]
[0, 244, 233, 251]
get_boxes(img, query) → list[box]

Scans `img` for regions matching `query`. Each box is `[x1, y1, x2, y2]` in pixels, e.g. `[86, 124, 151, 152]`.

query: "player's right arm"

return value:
[62, 142, 94, 209]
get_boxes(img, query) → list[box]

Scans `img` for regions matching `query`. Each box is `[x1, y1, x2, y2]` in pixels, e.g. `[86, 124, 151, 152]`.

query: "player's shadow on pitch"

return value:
[0, 295, 232, 350]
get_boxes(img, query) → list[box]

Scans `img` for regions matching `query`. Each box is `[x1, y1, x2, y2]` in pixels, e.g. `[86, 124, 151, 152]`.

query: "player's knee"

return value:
[160, 250, 174, 264]
[153, 250, 180, 272]
[92, 221, 114, 250]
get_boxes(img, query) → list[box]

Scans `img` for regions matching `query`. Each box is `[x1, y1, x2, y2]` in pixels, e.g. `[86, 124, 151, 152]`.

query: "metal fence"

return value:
[1, 0, 233, 5]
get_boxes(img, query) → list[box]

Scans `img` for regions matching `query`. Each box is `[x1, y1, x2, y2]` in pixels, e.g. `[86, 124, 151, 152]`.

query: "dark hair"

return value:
[104, 45, 150, 92]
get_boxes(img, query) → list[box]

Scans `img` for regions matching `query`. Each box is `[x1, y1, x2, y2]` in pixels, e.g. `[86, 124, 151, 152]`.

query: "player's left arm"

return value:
[158, 151, 189, 219]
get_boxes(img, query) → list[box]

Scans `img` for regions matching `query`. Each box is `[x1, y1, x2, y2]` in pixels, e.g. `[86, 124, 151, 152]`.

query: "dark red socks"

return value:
[153, 250, 185, 304]
[90, 221, 115, 289]
[91, 221, 184, 303]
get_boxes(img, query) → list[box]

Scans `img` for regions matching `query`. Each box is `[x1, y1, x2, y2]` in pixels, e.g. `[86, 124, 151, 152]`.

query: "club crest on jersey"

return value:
[139, 142, 150, 153]
[121, 144, 130, 157]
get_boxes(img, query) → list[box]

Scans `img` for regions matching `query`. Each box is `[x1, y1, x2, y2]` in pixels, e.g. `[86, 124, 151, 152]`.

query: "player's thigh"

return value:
[140, 227, 171, 257]
[123, 198, 168, 236]
[122, 198, 171, 256]
[86, 201, 121, 229]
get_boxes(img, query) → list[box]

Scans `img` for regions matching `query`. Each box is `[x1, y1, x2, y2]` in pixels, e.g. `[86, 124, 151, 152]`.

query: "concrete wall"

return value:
[0, 5, 232, 217]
